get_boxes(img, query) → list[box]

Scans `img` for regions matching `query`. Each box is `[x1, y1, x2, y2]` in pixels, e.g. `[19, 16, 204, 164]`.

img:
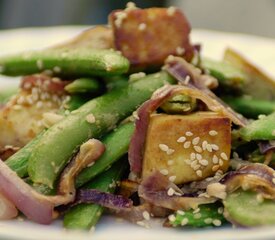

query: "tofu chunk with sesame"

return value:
[109, 7, 194, 70]
[142, 112, 231, 184]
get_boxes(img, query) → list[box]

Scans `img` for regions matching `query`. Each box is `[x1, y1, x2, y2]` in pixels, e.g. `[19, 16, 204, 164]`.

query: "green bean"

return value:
[239, 112, 275, 141]
[0, 48, 129, 77]
[28, 72, 175, 188]
[76, 122, 134, 188]
[104, 75, 128, 92]
[222, 96, 275, 119]
[169, 203, 226, 228]
[63, 160, 126, 230]
[64, 78, 102, 94]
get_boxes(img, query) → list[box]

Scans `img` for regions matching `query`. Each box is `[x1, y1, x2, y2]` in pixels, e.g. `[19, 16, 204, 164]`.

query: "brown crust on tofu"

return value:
[109, 8, 194, 70]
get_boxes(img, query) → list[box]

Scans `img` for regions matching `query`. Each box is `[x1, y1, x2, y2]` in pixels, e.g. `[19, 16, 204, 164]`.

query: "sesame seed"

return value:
[86, 113, 96, 124]
[212, 165, 220, 172]
[167, 6, 176, 16]
[194, 146, 202, 153]
[184, 75, 191, 85]
[177, 210, 185, 215]
[168, 214, 176, 222]
[53, 66, 61, 73]
[220, 152, 228, 161]
[213, 219, 222, 226]
[211, 144, 219, 151]
[218, 207, 224, 214]
[212, 155, 219, 164]
[180, 218, 189, 226]
[177, 136, 186, 143]
[183, 141, 191, 149]
[193, 208, 200, 214]
[204, 218, 213, 224]
[200, 159, 209, 166]
[219, 159, 224, 166]
[196, 170, 202, 177]
[176, 46, 185, 55]
[192, 137, 200, 145]
[190, 153, 196, 161]
[202, 141, 208, 150]
[142, 211, 150, 221]
[194, 213, 202, 219]
[209, 130, 218, 136]
[196, 153, 202, 161]
[169, 175, 176, 182]
[36, 60, 43, 69]
[206, 144, 213, 152]
[166, 148, 175, 155]
[184, 159, 191, 165]
[138, 23, 146, 31]
[190, 160, 198, 168]
[167, 160, 174, 165]
[193, 165, 200, 171]
[129, 72, 146, 81]
[185, 131, 193, 136]
[159, 144, 169, 152]
[114, 11, 127, 28]
[167, 187, 175, 196]
[160, 169, 169, 175]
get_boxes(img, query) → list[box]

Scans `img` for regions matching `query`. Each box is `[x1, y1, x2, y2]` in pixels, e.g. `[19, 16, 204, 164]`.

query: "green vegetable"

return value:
[28, 72, 175, 188]
[76, 122, 134, 188]
[223, 190, 275, 226]
[201, 58, 247, 90]
[223, 96, 275, 119]
[63, 160, 126, 230]
[170, 203, 226, 228]
[0, 48, 129, 77]
[64, 78, 102, 94]
[239, 112, 275, 141]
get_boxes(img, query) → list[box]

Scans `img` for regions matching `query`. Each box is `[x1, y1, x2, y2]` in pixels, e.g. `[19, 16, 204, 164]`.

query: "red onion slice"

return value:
[259, 141, 275, 154]
[0, 139, 104, 224]
[0, 192, 18, 220]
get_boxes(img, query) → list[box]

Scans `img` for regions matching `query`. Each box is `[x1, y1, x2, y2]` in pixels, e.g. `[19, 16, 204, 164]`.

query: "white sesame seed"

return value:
[177, 136, 186, 143]
[86, 113, 96, 124]
[211, 144, 219, 151]
[193, 208, 200, 214]
[180, 218, 189, 226]
[176, 46, 185, 56]
[220, 152, 228, 161]
[212, 165, 220, 172]
[218, 207, 224, 214]
[167, 6, 176, 16]
[168, 214, 176, 222]
[114, 11, 128, 28]
[196, 153, 202, 161]
[166, 148, 175, 155]
[193, 164, 201, 171]
[53, 66, 61, 73]
[204, 218, 213, 224]
[159, 144, 169, 152]
[169, 176, 177, 182]
[212, 155, 219, 164]
[206, 144, 213, 152]
[190, 153, 196, 161]
[167, 160, 174, 165]
[213, 219, 222, 226]
[160, 169, 169, 175]
[219, 159, 224, 166]
[177, 210, 185, 215]
[183, 141, 191, 149]
[202, 140, 208, 150]
[184, 75, 191, 85]
[184, 159, 191, 165]
[138, 23, 146, 31]
[192, 137, 200, 145]
[167, 188, 175, 196]
[196, 170, 202, 177]
[129, 72, 146, 82]
[194, 213, 202, 219]
[190, 160, 198, 168]
[209, 130, 218, 136]
[185, 131, 193, 136]
[200, 159, 209, 166]
[142, 211, 150, 221]
[194, 146, 202, 153]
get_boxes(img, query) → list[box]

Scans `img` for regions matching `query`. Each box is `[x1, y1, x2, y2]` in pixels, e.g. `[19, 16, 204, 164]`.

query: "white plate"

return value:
[0, 27, 275, 240]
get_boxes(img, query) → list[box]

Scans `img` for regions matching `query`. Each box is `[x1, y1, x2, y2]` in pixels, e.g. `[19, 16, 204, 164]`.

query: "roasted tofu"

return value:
[0, 75, 71, 148]
[109, 7, 194, 70]
[142, 112, 231, 184]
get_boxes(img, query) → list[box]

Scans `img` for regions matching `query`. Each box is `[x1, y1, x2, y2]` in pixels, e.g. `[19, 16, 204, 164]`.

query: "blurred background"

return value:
[0, 0, 274, 38]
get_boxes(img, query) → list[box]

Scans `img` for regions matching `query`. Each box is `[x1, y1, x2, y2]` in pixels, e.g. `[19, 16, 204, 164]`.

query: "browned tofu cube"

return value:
[142, 112, 231, 184]
[109, 7, 194, 70]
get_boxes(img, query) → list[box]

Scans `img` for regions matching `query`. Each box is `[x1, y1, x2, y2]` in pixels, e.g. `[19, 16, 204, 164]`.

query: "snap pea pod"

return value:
[239, 112, 275, 141]
[28, 72, 175, 188]
[64, 78, 102, 94]
[0, 48, 129, 77]
[223, 96, 275, 119]
[63, 160, 127, 230]
[169, 203, 226, 228]
[76, 122, 134, 188]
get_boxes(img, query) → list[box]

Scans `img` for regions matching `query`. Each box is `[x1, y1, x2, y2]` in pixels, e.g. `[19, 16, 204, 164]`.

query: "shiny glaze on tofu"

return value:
[142, 112, 231, 184]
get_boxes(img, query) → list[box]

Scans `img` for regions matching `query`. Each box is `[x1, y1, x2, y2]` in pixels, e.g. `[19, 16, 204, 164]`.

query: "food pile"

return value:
[0, 2, 275, 230]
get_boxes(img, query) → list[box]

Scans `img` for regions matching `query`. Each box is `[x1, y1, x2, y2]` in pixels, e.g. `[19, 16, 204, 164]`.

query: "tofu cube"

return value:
[142, 112, 231, 184]
[109, 7, 194, 70]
